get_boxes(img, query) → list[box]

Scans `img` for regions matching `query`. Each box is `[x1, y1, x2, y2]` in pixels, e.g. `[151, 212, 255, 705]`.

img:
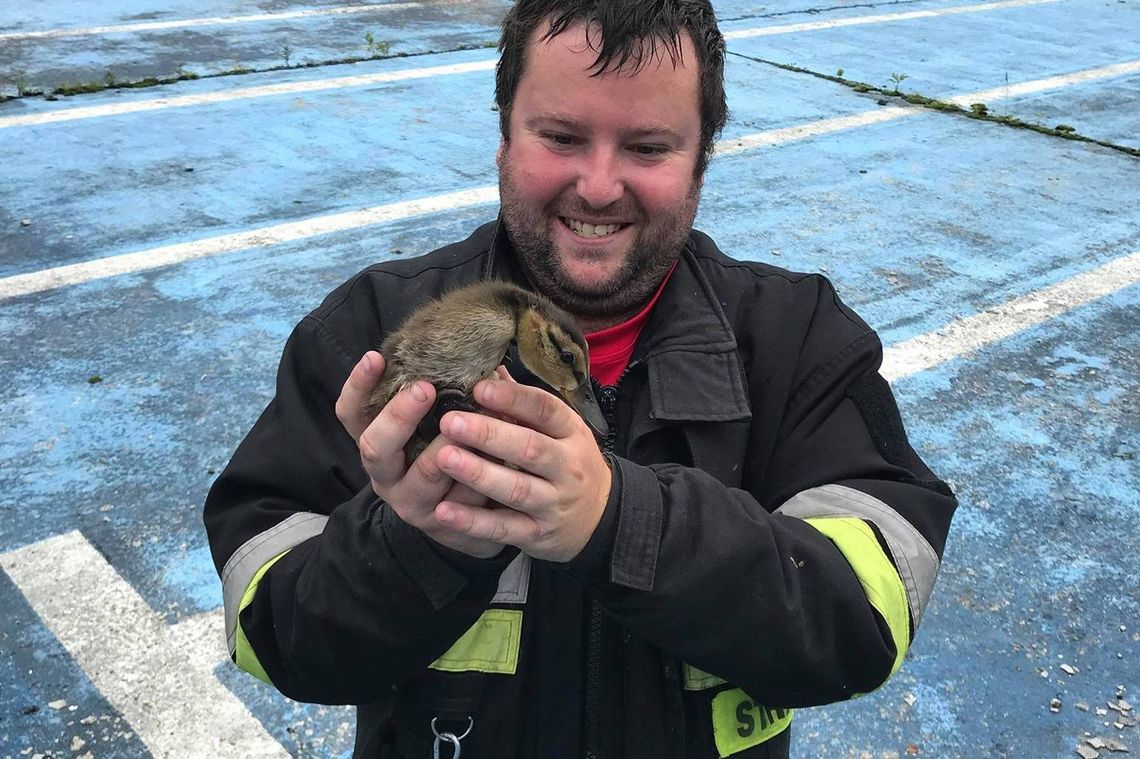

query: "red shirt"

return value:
[585, 265, 675, 386]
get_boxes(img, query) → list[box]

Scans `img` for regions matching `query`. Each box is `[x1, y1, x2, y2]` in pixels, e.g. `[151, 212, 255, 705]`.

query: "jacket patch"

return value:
[428, 609, 522, 675]
[711, 689, 792, 757]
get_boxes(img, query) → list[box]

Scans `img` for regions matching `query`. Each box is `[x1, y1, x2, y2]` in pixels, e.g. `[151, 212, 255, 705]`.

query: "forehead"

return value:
[514, 21, 701, 134]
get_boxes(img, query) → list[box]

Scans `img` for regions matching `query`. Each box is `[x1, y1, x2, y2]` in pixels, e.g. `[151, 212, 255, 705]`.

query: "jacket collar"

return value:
[483, 218, 751, 423]
[637, 238, 751, 423]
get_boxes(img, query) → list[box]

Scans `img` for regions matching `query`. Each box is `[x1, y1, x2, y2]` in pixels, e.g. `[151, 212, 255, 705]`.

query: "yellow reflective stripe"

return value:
[683, 663, 726, 691]
[711, 689, 792, 757]
[805, 516, 910, 679]
[233, 550, 290, 687]
[429, 609, 522, 675]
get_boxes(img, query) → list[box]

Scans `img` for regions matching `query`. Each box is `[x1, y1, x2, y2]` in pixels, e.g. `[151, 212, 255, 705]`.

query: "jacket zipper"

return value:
[584, 377, 624, 759]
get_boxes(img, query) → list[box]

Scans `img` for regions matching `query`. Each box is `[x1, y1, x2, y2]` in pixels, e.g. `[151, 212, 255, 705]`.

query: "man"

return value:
[204, 0, 957, 756]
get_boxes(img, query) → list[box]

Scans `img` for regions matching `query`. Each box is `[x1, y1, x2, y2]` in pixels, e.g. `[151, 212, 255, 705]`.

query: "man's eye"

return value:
[633, 144, 667, 156]
[545, 133, 576, 146]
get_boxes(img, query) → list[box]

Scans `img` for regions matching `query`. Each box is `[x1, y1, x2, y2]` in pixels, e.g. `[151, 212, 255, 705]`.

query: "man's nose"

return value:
[576, 147, 624, 209]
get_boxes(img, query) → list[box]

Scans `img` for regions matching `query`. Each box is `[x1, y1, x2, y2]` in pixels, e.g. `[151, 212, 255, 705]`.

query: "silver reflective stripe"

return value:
[492, 553, 531, 604]
[775, 484, 939, 628]
[221, 512, 329, 655]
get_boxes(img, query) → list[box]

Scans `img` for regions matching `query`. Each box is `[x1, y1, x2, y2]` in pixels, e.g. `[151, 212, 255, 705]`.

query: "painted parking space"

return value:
[4, 46, 1132, 287]
[0, 0, 509, 95]
[0, 49, 503, 279]
[995, 71, 1140, 147]
[1, 0, 1138, 756]
[725, 0, 1140, 147]
[2, 48, 916, 280]
[0, 0, 1058, 97]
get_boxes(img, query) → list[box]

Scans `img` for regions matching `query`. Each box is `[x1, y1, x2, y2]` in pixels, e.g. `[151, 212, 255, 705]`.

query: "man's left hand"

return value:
[434, 377, 612, 563]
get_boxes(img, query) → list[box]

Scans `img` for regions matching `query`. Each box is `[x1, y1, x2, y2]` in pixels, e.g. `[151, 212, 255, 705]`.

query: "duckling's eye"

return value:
[560, 349, 575, 366]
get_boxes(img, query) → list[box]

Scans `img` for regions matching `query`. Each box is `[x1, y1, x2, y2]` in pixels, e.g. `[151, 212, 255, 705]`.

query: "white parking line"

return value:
[722, 0, 1061, 39]
[2, 59, 1134, 302]
[946, 60, 1140, 105]
[0, 0, 1066, 130]
[0, 187, 499, 299]
[881, 252, 1140, 382]
[0, 531, 290, 758]
[0, 3, 423, 41]
[0, 59, 498, 129]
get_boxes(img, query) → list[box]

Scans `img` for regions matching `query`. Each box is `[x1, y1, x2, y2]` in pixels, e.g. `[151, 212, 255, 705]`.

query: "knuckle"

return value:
[521, 431, 543, 465]
[490, 518, 510, 542]
[414, 451, 444, 483]
[537, 393, 560, 426]
[506, 476, 532, 509]
[465, 456, 487, 484]
[358, 431, 382, 464]
[477, 417, 497, 447]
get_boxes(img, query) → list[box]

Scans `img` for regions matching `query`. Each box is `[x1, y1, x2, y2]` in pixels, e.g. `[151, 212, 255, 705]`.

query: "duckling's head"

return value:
[503, 287, 609, 441]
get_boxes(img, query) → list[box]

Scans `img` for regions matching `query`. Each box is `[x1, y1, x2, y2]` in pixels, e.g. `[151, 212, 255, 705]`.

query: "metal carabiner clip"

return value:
[431, 716, 473, 759]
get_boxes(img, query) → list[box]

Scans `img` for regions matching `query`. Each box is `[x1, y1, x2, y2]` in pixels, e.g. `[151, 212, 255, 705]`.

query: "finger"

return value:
[358, 380, 436, 487]
[437, 444, 554, 511]
[336, 352, 385, 441]
[494, 365, 518, 383]
[440, 411, 557, 478]
[434, 500, 537, 546]
[444, 480, 491, 508]
[473, 379, 577, 439]
[402, 433, 458, 493]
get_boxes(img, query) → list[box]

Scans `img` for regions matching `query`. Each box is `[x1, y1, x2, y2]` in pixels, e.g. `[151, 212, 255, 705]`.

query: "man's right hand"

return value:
[336, 351, 504, 559]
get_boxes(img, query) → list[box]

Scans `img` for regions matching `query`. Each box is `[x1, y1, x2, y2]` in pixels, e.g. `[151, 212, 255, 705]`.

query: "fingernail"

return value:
[478, 381, 495, 403]
[443, 448, 461, 468]
[447, 415, 466, 435]
[360, 353, 373, 373]
[410, 382, 427, 402]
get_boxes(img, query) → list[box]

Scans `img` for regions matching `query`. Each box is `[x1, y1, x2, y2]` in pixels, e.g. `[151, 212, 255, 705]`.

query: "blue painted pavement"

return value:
[1, 0, 1137, 756]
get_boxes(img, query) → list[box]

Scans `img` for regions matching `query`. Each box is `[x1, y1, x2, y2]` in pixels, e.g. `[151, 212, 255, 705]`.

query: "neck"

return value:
[574, 309, 642, 334]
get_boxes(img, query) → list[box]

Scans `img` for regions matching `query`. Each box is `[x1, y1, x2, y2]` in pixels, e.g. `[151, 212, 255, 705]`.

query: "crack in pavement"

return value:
[719, 0, 936, 24]
[0, 40, 500, 104]
[726, 50, 1140, 160]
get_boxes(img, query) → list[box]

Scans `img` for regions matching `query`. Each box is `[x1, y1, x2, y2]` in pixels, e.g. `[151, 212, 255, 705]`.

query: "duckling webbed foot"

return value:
[410, 388, 479, 459]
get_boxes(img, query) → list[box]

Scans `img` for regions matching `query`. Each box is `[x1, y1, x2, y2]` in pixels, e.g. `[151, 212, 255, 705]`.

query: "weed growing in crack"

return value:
[887, 72, 909, 94]
[364, 32, 392, 57]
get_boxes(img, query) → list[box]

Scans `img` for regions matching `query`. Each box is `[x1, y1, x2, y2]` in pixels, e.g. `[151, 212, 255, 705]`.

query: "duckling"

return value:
[367, 281, 608, 461]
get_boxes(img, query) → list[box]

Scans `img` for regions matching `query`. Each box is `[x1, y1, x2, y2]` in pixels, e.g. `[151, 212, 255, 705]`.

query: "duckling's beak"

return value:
[563, 381, 609, 441]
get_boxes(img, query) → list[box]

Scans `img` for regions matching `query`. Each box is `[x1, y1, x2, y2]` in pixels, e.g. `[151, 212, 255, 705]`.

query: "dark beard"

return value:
[498, 159, 699, 321]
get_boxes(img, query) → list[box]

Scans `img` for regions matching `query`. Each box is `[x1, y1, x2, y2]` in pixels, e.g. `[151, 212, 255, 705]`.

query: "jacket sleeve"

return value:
[203, 313, 515, 705]
[563, 280, 957, 708]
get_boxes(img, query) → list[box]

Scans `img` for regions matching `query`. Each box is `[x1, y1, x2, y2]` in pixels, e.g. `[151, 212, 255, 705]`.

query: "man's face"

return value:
[498, 22, 704, 324]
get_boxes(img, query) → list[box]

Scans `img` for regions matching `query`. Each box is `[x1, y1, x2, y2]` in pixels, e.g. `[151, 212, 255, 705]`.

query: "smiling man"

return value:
[497, 13, 703, 329]
[204, 1, 957, 757]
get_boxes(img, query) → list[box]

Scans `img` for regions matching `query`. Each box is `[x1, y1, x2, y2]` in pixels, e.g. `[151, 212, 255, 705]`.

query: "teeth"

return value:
[564, 218, 622, 238]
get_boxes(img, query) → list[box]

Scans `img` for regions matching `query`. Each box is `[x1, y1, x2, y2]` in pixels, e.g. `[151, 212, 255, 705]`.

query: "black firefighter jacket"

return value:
[204, 219, 957, 758]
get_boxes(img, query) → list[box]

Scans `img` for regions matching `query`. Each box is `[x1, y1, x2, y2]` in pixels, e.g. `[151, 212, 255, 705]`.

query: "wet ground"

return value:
[1, 0, 1137, 756]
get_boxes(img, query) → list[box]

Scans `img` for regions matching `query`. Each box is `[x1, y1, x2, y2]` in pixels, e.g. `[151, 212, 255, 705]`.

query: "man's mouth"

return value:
[560, 217, 629, 239]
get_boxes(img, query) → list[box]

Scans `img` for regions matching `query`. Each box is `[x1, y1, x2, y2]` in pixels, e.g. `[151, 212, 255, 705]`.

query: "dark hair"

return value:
[495, 0, 727, 177]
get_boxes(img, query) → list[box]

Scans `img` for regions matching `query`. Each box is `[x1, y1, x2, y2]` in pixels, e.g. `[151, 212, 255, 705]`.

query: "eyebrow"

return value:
[524, 114, 687, 143]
